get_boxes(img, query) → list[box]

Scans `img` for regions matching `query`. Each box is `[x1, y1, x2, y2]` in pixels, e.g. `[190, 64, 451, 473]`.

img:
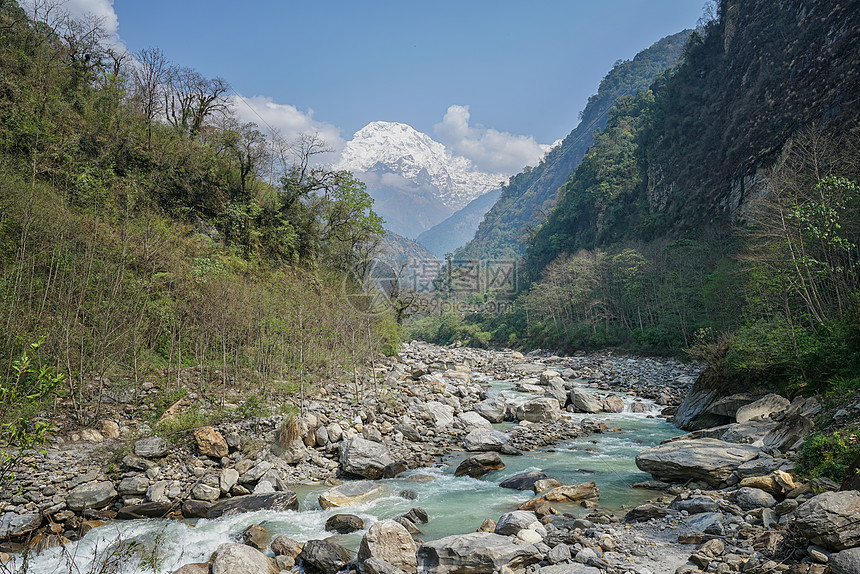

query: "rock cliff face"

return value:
[644, 0, 860, 229]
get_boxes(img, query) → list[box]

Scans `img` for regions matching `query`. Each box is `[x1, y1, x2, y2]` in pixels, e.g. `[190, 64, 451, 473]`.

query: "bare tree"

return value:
[164, 66, 229, 137]
[130, 47, 169, 148]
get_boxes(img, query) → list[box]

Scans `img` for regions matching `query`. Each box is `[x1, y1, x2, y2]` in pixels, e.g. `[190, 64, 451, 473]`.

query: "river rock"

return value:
[540, 564, 601, 574]
[207, 491, 298, 518]
[117, 475, 149, 495]
[673, 387, 731, 430]
[494, 510, 539, 535]
[517, 397, 562, 422]
[454, 452, 505, 478]
[602, 395, 625, 413]
[363, 557, 408, 574]
[192, 483, 220, 502]
[762, 413, 814, 452]
[463, 428, 508, 452]
[173, 563, 210, 574]
[706, 393, 759, 417]
[416, 532, 541, 573]
[669, 496, 718, 514]
[272, 535, 303, 559]
[239, 460, 272, 484]
[66, 481, 117, 511]
[635, 438, 760, 486]
[732, 487, 776, 510]
[830, 548, 860, 574]
[243, 524, 269, 550]
[395, 423, 421, 442]
[424, 401, 455, 427]
[340, 436, 393, 479]
[358, 519, 418, 572]
[499, 471, 549, 491]
[520, 482, 599, 510]
[0, 513, 41, 539]
[735, 393, 790, 423]
[624, 504, 672, 522]
[473, 397, 507, 423]
[134, 436, 168, 458]
[568, 388, 602, 414]
[319, 481, 383, 509]
[794, 490, 860, 551]
[325, 513, 364, 534]
[458, 411, 491, 429]
[117, 502, 173, 519]
[211, 542, 277, 574]
[193, 426, 229, 458]
[181, 500, 212, 518]
[220, 468, 240, 493]
[299, 539, 354, 574]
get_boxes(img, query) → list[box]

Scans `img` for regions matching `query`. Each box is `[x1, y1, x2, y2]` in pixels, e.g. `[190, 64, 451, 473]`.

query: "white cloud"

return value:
[19, 0, 124, 50]
[229, 95, 345, 162]
[434, 105, 554, 175]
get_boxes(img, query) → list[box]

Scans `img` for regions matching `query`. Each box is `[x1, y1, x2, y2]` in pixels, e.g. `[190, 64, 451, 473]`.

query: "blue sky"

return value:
[30, 0, 705, 174]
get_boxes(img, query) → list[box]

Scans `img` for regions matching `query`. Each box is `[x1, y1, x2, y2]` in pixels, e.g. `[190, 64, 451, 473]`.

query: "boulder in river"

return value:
[519, 482, 599, 510]
[207, 491, 298, 519]
[211, 542, 277, 574]
[299, 539, 354, 574]
[463, 428, 508, 452]
[494, 510, 539, 535]
[319, 481, 383, 509]
[635, 438, 760, 486]
[499, 471, 549, 491]
[417, 532, 541, 574]
[568, 388, 602, 414]
[340, 436, 393, 479]
[358, 519, 418, 572]
[794, 490, 860, 551]
[0, 513, 42, 539]
[473, 396, 507, 423]
[454, 452, 505, 478]
[325, 513, 364, 534]
[516, 397, 562, 422]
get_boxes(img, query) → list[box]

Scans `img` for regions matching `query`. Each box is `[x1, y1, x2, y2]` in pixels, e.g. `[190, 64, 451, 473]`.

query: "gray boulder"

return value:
[66, 481, 117, 511]
[325, 513, 364, 534]
[568, 388, 602, 414]
[0, 513, 41, 539]
[463, 428, 508, 452]
[363, 557, 408, 574]
[516, 397, 562, 422]
[795, 490, 860, 551]
[117, 475, 149, 495]
[424, 401, 455, 427]
[602, 395, 625, 413]
[358, 520, 418, 572]
[473, 397, 507, 423]
[499, 471, 549, 491]
[830, 548, 860, 574]
[207, 492, 298, 519]
[735, 393, 790, 423]
[670, 496, 718, 514]
[635, 438, 760, 486]
[211, 542, 277, 574]
[340, 436, 393, 479]
[454, 452, 505, 478]
[417, 532, 541, 573]
[545, 382, 568, 406]
[706, 393, 759, 417]
[762, 414, 815, 452]
[134, 436, 168, 458]
[673, 387, 731, 430]
[494, 510, 538, 535]
[299, 539, 354, 574]
[457, 411, 491, 429]
[732, 487, 776, 510]
[540, 566, 601, 574]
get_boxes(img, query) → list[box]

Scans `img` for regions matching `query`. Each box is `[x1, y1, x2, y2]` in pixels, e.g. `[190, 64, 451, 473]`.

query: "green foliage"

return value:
[797, 428, 860, 482]
[0, 339, 63, 486]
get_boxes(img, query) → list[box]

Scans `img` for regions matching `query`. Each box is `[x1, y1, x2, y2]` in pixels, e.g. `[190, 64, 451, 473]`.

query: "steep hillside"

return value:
[416, 188, 501, 258]
[455, 30, 691, 261]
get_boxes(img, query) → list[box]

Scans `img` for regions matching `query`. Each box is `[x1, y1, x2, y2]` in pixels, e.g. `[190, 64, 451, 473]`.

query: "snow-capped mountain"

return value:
[336, 121, 504, 238]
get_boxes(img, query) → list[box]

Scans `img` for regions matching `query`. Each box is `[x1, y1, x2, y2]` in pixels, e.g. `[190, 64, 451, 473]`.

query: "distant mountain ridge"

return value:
[416, 188, 501, 258]
[455, 30, 692, 261]
[337, 121, 505, 238]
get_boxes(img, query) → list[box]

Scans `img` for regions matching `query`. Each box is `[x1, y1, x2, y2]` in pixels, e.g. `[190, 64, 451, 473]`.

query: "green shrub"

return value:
[797, 428, 860, 482]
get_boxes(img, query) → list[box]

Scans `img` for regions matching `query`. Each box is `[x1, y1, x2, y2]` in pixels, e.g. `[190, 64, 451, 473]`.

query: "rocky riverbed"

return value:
[1, 342, 858, 574]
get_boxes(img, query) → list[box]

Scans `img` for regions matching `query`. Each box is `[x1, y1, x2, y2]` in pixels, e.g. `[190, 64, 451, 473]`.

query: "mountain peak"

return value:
[337, 121, 504, 211]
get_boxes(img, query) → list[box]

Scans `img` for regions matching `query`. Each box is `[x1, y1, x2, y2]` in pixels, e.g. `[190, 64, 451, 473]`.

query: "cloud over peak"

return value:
[434, 105, 553, 175]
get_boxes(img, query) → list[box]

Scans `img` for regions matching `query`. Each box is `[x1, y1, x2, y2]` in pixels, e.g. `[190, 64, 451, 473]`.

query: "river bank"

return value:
[1, 342, 857, 574]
